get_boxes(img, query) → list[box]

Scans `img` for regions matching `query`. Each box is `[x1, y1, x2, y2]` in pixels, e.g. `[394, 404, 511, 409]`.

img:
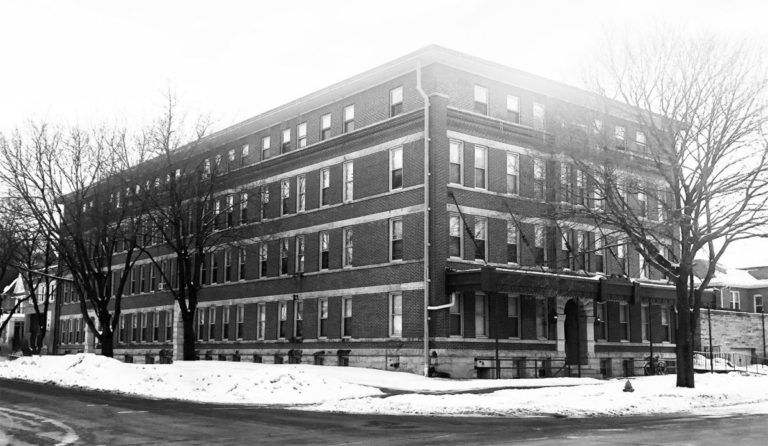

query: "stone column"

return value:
[556, 297, 566, 354]
[173, 303, 185, 360]
[582, 298, 596, 367]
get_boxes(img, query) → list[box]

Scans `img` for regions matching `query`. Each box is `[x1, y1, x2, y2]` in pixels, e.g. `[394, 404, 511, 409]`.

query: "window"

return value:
[756, 295, 764, 313]
[278, 301, 287, 339]
[241, 144, 249, 165]
[449, 214, 462, 258]
[318, 298, 328, 338]
[295, 236, 305, 273]
[661, 305, 671, 342]
[507, 221, 518, 264]
[259, 243, 268, 278]
[320, 167, 330, 206]
[226, 194, 234, 227]
[595, 302, 606, 340]
[196, 308, 205, 341]
[139, 265, 146, 293]
[238, 247, 246, 280]
[319, 231, 330, 270]
[641, 304, 650, 341]
[203, 159, 211, 179]
[222, 306, 230, 340]
[343, 105, 355, 133]
[575, 231, 586, 269]
[474, 218, 487, 261]
[534, 158, 546, 200]
[636, 131, 646, 151]
[282, 128, 291, 153]
[595, 234, 604, 273]
[639, 253, 649, 279]
[619, 302, 629, 341]
[617, 240, 627, 273]
[211, 252, 219, 284]
[149, 264, 157, 292]
[236, 305, 244, 340]
[296, 175, 306, 212]
[280, 238, 290, 275]
[119, 315, 125, 343]
[615, 125, 626, 149]
[449, 140, 463, 184]
[208, 307, 216, 340]
[638, 190, 647, 218]
[166, 310, 173, 342]
[256, 303, 266, 340]
[390, 147, 403, 189]
[343, 161, 353, 202]
[475, 293, 488, 337]
[214, 200, 222, 229]
[575, 169, 586, 205]
[342, 297, 352, 337]
[343, 227, 353, 267]
[297, 123, 307, 148]
[320, 114, 331, 140]
[261, 136, 270, 160]
[506, 153, 519, 194]
[294, 300, 303, 338]
[593, 118, 603, 134]
[560, 163, 573, 202]
[260, 186, 269, 220]
[533, 102, 545, 130]
[390, 86, 403, 117]
[508, 294, 520, 338]
[474, 85, 488, 115]
[657, 187, 666, 222]
[141, 313, 148, 342]
[506, 95, 520, 123]
[388, 218, 404, 261]
[280, 179, 291, 216]
[730, 290, 741, 310]
[389, 293, 402, 337]
[224, 249, 232, 282]
[240, 192, 248, 224]
[228, 149, 236, 170]
[474, 146, 487, 189]
[449, 292, 462, 336]
[214, 154, 222, 172]
[534, 225, 547, 265]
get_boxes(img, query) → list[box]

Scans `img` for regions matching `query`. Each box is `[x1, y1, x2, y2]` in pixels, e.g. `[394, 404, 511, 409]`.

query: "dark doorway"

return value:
[564, 300, 581, 365]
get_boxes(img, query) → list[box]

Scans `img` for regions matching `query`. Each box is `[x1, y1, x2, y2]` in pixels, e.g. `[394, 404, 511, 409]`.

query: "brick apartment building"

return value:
[54, 45, 680, 378]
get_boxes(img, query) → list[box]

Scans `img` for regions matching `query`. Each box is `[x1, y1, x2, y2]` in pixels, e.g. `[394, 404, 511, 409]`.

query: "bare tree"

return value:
[552, 30, 768, 387]
[0, 123, 149, 357]
[134, 94, 241, 360]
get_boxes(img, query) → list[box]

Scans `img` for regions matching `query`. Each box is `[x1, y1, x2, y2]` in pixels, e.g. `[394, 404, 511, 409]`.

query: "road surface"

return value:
[1, 378, 767, 445]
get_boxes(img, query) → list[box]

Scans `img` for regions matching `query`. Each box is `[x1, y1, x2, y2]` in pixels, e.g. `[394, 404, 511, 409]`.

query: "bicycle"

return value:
[644, 355, 666, 375]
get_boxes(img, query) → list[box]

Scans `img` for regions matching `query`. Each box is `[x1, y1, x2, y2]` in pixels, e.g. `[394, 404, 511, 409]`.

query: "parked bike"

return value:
[644, 355, 666, 375]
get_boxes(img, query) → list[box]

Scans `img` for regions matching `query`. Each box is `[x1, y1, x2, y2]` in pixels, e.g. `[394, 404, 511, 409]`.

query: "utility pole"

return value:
[708, 305, 714, 374]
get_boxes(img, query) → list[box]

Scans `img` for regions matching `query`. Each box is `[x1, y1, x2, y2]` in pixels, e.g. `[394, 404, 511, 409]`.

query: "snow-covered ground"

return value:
[2, 354, 768, 417]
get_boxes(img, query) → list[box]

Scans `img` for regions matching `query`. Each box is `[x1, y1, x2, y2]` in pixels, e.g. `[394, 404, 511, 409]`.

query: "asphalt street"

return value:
[1, 378, 767, 445]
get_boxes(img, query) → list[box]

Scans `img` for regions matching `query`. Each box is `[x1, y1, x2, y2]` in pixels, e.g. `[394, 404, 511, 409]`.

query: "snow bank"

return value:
[0, 354, 382, 405]
[308, 373, 768, 417]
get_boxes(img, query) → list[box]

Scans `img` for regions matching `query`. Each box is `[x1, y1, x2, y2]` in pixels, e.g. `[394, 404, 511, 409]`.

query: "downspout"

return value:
[416, 62, 430, 377]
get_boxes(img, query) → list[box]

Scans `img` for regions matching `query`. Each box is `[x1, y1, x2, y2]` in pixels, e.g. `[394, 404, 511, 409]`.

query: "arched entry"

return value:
[564, 299, 583, 365]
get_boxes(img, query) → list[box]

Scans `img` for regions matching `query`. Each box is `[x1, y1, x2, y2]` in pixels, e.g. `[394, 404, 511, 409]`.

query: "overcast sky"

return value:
[1, 0, 767, 268]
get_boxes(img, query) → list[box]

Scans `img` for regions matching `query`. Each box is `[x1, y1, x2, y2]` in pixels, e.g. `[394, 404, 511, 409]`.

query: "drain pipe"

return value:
[416, 62, 430, 377]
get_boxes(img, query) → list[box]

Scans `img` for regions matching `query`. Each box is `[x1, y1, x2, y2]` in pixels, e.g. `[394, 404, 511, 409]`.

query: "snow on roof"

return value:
[707, 266, 768, 289]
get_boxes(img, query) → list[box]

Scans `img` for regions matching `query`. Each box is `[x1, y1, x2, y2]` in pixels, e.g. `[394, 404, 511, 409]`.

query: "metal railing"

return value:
[694, 351, 768, 375]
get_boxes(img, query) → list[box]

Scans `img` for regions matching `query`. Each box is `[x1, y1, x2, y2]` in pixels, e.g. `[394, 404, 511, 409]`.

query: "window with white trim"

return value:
[318, 298, 328, 338]
[208, 307, 216, 341]
[756, 295, 764, 314]
[236, 305, 244, 340]
[474, 146, 487, 189]
[390, 86, 403, 117]
[619, 302, 629, 340]
[475, 293, 488, 337]
[389, 293, 403, 337]
[280, 238, 289, 275]
[343, 105, 355, 133]
[320, 167, 330, 206]
[296, 175, 306, 212]
[390, 147, 403, 190]
[224, 248, 232, 282]
[222, 306, 230, 340]
[560, 163, 573, 202]
[295, 236, 305, 273]
[256, 303, 266, 340]
[294, 300, 303, 338]
[241, 143, 249, 165]
[282, 128, 291, 153]
[533, 102, 545, 130]
[342, 297, 352, 337]
[260, 186, 269, 220]
[390, 218, 403, 261]
[506, 94, 520, 123]
[534, 225, 547, 265]
[261, 136, 271, 160]
[661, 305, 671, 342]
[636, 131, 646, 151]
[730, 290, 741, 310]
[474, 217, 487, 261]
[259, 243, 268, 278]
[595, 234, 604, 273]
[449, 214, 462, 258]
[449, 292, 462, 336]
[297, 122, 307, 148]
[449, 140, 462, 184]
[474, 85, 488, 115]
[320, 113, 331, 140]
[506, 152, 519, 195]
[534, 158, 546, 200]
[641, 304, 649, 341]
[343, 227, 353, 267]
[508, 294, 520, 338]
[319, 231, 329, 270]
[278, 301, 287, 339]
[615, 125, 626, 149]
[507, 221, 518, 264]
[281, 179, 291, 216]
[343, 161, 353, 202]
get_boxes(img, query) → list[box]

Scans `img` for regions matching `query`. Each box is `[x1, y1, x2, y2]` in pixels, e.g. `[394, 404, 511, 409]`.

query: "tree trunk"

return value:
[182, 313, 197, 360]
[675, 282, 695, 388]
[100, 330, 114, 357]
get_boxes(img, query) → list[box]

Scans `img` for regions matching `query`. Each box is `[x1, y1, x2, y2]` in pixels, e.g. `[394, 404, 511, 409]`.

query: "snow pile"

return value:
[0, 354, 382, 405]
[308, 373, 768, 417]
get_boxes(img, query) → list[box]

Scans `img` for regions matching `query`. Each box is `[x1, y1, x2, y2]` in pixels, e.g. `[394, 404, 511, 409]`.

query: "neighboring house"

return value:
[57, 45, 679, 378]
[0, 272, 57, 355]
[695, 260, 768, 362]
